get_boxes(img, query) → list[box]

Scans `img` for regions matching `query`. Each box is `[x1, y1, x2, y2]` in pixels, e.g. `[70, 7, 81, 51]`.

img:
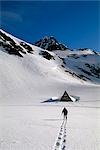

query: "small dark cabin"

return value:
[60, 91, 73, 102]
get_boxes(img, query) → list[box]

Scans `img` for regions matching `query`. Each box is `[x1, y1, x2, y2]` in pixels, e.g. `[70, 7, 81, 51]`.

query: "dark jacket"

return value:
[62, 108, 68, 116]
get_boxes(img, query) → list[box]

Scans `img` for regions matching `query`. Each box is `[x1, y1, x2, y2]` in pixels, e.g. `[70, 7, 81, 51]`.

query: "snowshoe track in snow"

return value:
[53, 119, 67, 150]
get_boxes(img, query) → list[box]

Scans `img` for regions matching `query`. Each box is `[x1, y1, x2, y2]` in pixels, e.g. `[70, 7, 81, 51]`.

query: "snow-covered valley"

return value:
[0, 29, 100, 104]
[0, 29, 100, 150]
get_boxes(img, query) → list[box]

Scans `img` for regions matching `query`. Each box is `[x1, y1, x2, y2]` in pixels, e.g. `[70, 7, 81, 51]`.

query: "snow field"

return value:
[0, 103, 100, 150]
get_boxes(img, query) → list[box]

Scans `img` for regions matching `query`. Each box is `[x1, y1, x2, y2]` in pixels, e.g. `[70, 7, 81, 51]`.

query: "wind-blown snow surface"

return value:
[0, 104, 100, 150]
[0, 29, 100, 150]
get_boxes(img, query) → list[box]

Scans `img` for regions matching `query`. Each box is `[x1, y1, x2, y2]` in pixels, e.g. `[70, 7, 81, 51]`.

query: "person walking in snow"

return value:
[62, 107, 68, 120]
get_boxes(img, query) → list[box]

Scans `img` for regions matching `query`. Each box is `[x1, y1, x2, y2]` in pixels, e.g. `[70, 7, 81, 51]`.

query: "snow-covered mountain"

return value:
[54, 49, 100, 82]
[0, 29, 100, 104]
[0, 30, 100, 150]
[35, 36, 100, 83]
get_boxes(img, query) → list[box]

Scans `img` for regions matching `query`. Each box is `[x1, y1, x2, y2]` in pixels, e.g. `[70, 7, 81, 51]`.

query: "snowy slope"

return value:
[0, 29, 100, 104]
[0, 30, 100, 150]
[35, 36, 100, 83]
[56, 51, 100, 83]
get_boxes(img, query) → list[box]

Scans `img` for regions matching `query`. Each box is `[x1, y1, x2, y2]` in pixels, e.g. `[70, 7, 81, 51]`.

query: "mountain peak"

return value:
[34, 36, 68, 51]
